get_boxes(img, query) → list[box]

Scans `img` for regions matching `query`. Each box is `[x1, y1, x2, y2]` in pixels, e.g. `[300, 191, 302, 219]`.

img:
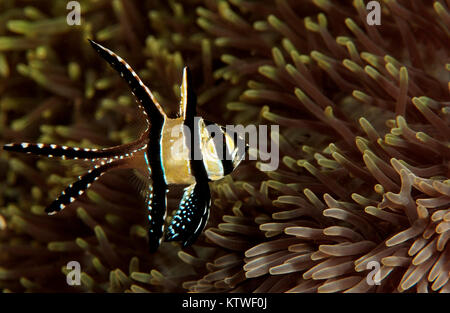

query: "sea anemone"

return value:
[0, 0, 449, 293]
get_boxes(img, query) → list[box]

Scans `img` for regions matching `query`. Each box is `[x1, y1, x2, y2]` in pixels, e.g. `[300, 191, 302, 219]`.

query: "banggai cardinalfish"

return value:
[4, 40, 247, 252]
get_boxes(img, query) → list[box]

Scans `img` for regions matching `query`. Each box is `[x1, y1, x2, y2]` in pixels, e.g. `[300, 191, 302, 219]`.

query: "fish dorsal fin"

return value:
[179, 66, 197, 123]
[88, 39, 166, 126]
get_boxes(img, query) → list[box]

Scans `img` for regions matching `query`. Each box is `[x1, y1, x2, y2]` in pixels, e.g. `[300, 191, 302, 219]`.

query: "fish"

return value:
[3, 40, 247, 252]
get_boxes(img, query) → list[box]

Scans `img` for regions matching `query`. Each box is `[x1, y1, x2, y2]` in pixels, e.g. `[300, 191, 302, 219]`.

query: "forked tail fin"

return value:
[45, 159, 125, 215]
[3, 142, 147, 160]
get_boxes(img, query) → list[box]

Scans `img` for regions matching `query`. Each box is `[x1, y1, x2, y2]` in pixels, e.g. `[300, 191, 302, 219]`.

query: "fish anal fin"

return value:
[165, 182, 211, 247]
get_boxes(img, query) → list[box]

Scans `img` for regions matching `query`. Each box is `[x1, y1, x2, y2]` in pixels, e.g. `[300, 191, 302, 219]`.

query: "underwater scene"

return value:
[0, 0, 448, 293]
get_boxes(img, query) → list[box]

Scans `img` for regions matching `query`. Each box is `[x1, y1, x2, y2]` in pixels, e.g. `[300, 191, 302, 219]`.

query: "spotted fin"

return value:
[165, 182, 211, 247]
[45, 160, 122, 215]
[3, 142, 145, 160]
[88, 39, 166, 124]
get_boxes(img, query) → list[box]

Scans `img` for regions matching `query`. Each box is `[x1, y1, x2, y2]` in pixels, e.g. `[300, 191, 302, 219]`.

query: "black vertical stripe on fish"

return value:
[203, 121, 234, 176]
[165, 68, 212, 247]
[145, 178, 167, 253]
[165, 182, 210, 247]
[181, 68, 206, 180]
[3, 142, 146, 160]
[88, 39, 165, 125]
[145, 118, 168, 252]
[45, 160, 123, 215]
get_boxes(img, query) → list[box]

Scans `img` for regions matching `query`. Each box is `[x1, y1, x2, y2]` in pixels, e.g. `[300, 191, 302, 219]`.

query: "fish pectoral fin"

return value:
[121, 168, 152, 201]
[164, 182, 211, 247]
